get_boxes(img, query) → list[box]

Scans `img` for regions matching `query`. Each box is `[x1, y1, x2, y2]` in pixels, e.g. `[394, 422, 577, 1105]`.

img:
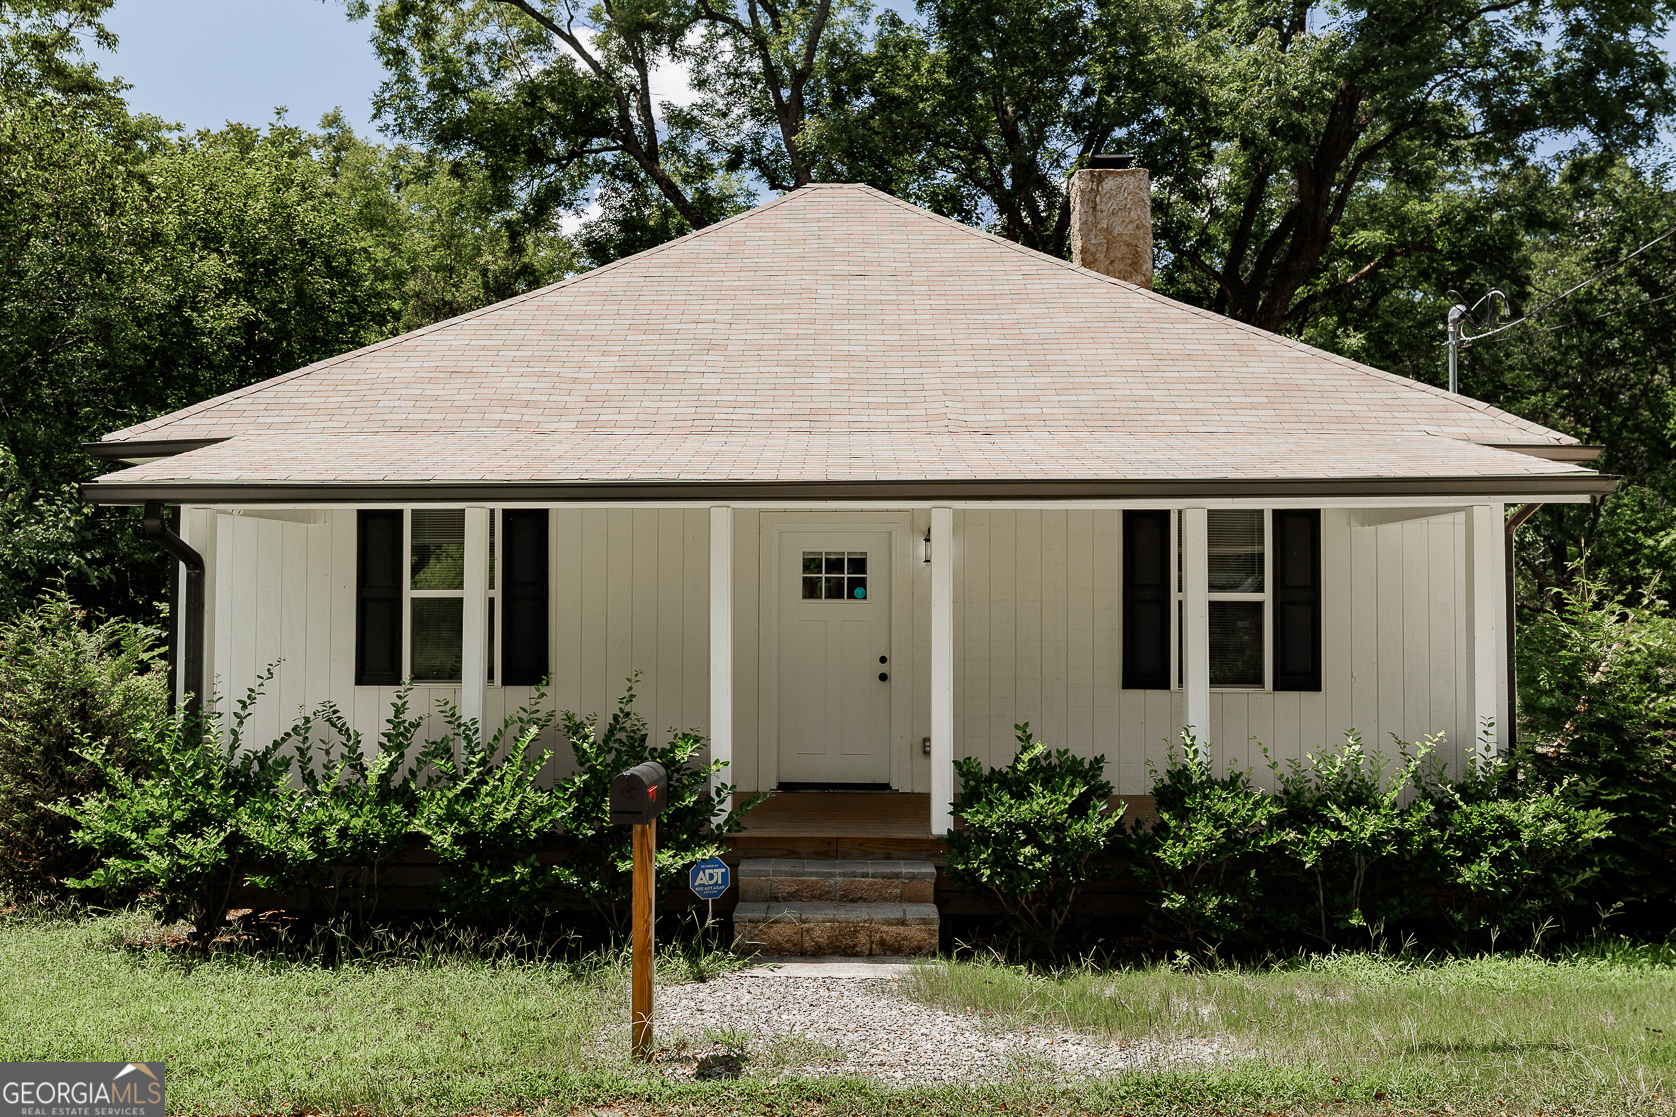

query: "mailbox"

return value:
[610, 761, 669, 826]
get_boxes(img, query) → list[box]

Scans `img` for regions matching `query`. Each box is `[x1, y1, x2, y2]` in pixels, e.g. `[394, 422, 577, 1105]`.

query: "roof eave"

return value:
[82, 438, 229, 466]
[81, 473, 1620, 506]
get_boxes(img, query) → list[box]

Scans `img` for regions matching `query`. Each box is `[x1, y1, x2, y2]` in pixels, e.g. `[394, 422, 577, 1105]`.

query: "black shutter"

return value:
[1273, 509, 1322, 691]
[1123, 510, 1172, 689]
[500, 509, 549, 686]
[356, 510, 403, 686]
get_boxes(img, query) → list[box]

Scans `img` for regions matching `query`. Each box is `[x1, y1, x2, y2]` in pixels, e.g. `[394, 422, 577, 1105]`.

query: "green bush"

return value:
[0, 590, 168, 893]
[946, 723, 1123, 952]
[63, 666, 294, 935]
[1120, 738, 1285, 953]
[256, 690, 426, 923]
[64, 670, 751, 936]
[552, 677, 756, 934]
[1422, 756, 1613, 943]
[416, 690, 565, 923]
[1269, 732, 1434, 947]
[1515, 568, 1676, 918]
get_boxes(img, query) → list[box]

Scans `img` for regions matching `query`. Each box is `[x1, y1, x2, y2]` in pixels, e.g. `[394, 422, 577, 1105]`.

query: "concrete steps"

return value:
[732, 859, 940, 956]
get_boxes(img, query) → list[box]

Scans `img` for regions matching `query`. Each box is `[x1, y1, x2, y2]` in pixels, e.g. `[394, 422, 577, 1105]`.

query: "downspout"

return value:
[1504, 503, 1543, 748]
[143, 501, 204, 723]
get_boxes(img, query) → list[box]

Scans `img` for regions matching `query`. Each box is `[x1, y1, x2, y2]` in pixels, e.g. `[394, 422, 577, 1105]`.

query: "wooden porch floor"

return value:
[724, 791, 945, 861]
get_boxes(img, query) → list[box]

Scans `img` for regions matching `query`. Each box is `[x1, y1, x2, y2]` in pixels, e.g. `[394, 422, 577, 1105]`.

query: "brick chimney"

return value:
[1068, 154, 1153, 289]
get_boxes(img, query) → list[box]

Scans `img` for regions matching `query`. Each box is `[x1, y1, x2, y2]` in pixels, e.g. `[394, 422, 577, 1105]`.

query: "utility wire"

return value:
[1465, 290, 1676, 346]
[1455, 221, 1676, 348]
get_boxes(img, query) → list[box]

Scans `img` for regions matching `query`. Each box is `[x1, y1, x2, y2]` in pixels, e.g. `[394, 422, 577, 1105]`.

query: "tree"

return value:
[822, 0, 1675, 333]
[351, 0, 853, 254]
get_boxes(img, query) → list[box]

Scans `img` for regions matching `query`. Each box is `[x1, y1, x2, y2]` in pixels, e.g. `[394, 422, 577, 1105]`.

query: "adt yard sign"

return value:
[689, 858, 730, 900]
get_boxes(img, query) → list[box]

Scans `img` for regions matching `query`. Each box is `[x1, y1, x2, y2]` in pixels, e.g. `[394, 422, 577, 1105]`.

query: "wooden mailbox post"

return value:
[609, 760, 668, 1060]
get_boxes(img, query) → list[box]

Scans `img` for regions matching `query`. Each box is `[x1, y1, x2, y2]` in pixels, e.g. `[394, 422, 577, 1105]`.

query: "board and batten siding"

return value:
[187, 507, 715, 776]
[182, 503, 1494, 795]
[950, 508, 1490, 794]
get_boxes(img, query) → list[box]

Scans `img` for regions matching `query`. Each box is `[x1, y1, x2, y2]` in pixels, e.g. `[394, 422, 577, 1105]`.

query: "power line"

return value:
[1466, 290, 1676, 345]
[1456, 221, 1676, 349]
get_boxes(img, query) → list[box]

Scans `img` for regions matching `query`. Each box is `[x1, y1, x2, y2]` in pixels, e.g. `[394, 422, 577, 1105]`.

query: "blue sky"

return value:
[90, 0, 1676, 150]
[92, 0, 388, 136]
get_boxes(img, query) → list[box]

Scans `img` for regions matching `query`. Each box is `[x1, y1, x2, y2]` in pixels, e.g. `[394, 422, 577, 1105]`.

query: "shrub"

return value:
[415, 690, 565, 923]
[1423, 755, 1613, 943]
[255, 690, 427, 923]
[1121, 739, 1285, 953]
[0, 590, 168, 892]
[1515, 568, 1676, 919]
[945, 723, 1123, 952]
[63, 667, 294, 936]
[552, 677, 756, 934]
[1269, 732, 1434, 947]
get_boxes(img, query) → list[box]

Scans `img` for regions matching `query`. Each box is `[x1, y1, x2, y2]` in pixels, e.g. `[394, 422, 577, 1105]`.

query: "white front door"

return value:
[777, 531, 894, 785]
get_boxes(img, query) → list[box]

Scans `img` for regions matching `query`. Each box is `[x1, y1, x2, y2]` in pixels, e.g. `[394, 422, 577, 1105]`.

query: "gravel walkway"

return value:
[619, 970, 1235, 1084]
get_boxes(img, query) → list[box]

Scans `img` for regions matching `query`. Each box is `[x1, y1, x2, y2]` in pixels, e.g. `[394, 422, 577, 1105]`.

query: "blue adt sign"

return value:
[688, 858, 730, 900]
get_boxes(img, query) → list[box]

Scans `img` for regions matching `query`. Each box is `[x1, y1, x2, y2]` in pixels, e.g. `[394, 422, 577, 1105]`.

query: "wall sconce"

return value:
[921, 531, 932, 564]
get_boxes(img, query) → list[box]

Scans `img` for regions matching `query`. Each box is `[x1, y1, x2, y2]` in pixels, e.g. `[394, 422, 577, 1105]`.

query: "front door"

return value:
[777, 531, 893, 786]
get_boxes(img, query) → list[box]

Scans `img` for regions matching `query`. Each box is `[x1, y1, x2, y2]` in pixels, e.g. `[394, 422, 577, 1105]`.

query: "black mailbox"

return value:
[610, 761, 669, 826]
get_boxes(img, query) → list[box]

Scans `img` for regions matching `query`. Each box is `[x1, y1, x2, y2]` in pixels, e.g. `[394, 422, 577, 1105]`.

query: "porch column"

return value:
[1466, 503, 1504, 759]
[1181, 506, 1210, 761]
[709, 506, 734, 803]
[461, 505, 490, 730]
[930, 506, 954, 837]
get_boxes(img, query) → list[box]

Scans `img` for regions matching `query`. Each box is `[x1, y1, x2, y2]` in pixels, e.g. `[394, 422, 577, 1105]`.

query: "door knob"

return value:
[878, 672, 889, 682]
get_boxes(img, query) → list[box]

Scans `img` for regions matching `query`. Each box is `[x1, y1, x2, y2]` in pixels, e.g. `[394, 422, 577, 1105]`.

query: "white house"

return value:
[85, 174, 1612, 841]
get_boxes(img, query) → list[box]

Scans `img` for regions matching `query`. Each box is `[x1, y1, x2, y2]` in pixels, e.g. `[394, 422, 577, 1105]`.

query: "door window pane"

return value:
[1208, 509, 1264, 593]
[801, 552, 869, 601]
[1209, 601, 1263, 686]
[412, 598, 464, 681]
[412, 509, 465, 590]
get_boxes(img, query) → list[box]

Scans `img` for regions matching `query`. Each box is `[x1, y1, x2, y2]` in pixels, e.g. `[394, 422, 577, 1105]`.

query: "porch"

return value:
[176, 498, 1553, 839]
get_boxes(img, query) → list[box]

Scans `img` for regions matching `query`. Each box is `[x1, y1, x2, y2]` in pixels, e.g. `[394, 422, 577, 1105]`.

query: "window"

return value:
[1206, 509, 1265, 688]
[410, 509, 465, 682]
[355, 509, 549, 687]
[801, 551, 869, 601]
[1121, 509, 1320, 692]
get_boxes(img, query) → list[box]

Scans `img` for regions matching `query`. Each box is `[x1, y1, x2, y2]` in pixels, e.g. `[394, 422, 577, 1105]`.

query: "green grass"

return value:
[3, 905, 1676, 1116]
[904, 943, 1676, 1114]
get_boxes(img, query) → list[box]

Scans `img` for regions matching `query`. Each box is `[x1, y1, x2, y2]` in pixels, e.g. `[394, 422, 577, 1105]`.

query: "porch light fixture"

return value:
[922, 530, 932, 564]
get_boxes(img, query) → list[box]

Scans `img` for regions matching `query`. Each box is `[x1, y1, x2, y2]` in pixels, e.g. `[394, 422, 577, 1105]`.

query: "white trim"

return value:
[461, 506, 489, 728]
[930, 506, 954, 837]
[1466, 503, 1504, 760]
[191, 493, 1595, 514]
[709, 506, 734, 806]
[1181, 507, 1210, 759]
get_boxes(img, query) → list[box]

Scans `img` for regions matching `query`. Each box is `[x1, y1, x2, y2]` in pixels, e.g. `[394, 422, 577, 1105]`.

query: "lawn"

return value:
[3, 905, 1675, 1116]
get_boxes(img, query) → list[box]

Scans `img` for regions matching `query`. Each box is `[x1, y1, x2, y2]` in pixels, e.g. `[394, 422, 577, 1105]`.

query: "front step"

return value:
[732, 901, 940, 956]
[737, 858, 936, 904]
[731, 859, 940, 956]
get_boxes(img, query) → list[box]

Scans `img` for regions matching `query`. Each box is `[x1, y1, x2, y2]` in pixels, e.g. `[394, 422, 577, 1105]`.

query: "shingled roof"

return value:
[86, 183, 1611, 502]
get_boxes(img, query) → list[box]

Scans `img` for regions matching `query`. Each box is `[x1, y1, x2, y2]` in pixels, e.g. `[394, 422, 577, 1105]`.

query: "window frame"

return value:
[404, 508, 467, 685]
[1167, 508, 1274, 693]
[398, 506, 502, 684]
